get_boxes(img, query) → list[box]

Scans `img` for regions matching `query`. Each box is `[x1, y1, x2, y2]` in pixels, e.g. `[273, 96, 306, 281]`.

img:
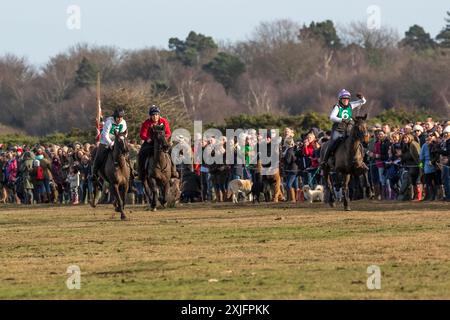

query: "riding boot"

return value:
[321, 142, 334, 168]
[413, 185, 422, 201]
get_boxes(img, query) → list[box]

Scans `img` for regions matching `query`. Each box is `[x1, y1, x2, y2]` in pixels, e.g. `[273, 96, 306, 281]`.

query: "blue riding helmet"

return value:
[149, 105, 160, 116]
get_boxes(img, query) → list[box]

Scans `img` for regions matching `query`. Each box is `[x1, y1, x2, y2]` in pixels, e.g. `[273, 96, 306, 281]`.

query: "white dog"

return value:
[227, 179, 253, 203]
[303, 185, 324, 203]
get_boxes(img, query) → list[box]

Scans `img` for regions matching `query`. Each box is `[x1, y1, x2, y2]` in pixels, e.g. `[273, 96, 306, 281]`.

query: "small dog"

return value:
[227, 179, 253, 203]
[303, 185, 324, 203]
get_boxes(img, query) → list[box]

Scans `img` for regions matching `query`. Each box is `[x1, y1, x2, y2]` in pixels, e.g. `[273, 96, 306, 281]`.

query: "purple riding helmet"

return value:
[337, 89, 351, 100]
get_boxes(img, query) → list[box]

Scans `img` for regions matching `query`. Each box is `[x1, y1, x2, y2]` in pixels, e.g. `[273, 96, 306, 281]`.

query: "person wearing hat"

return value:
[138, 105, 178, 182]
[321, 89, 367, 167]
[92, 108, 128, 181]
[412, 124, 425, 146]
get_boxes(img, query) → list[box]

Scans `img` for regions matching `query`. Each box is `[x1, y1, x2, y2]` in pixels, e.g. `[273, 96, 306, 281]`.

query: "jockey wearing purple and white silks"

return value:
[321, 89, 366, 166]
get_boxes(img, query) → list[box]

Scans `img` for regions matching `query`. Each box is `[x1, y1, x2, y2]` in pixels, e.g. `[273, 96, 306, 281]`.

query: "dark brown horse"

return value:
[142, 124, 172, 211]
[90, 131, 130, 220]
[320, 115, 372, 211]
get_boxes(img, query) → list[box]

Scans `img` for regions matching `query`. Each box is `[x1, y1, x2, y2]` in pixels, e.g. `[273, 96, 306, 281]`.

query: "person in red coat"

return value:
[138, 105, 178, 181]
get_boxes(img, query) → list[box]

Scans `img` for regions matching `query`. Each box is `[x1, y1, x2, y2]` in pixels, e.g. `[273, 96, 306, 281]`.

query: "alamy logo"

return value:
[66, 5, 81, 30]
[66, 265, 81, 290]
[367, 5, 381, 30]
[366, 265, 381, 290]
[170, 121, 281, 176]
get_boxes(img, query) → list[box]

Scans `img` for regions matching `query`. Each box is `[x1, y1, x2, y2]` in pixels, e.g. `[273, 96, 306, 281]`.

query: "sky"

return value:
[0, 0, 448, 67]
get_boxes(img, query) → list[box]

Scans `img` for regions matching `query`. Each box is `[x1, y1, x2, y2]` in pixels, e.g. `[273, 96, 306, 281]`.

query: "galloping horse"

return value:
[90, 131, 130, 220]
[142, 124, 172, 211]
[320, 115, 372, 211]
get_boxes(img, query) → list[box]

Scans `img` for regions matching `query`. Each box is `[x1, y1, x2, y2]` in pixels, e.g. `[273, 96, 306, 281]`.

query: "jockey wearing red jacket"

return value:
[140, 113, 171, 142]
[138, 105, 178, 181]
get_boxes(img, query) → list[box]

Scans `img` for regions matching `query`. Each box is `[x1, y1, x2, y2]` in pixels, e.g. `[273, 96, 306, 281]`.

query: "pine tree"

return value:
[436, 11, 450, 48]
[74, 57, 98, 88]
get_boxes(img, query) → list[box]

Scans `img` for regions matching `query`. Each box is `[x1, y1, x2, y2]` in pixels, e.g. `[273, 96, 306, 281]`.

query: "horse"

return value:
[142, 124, 173, 212]
[320, 115, 372, 211]
[90, 131, 130, 220]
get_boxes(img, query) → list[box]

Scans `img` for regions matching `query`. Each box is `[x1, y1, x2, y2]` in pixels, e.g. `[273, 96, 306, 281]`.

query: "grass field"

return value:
[0, 200, 449, 299]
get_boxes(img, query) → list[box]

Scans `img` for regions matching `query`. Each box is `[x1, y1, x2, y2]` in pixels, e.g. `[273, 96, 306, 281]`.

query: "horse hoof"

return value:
[89, 201, 96, 208]
[121, 214, 127, 220]
[329, 202, 336, 208]
[345, 207, 351, 211]
[152, 208, 157, 212]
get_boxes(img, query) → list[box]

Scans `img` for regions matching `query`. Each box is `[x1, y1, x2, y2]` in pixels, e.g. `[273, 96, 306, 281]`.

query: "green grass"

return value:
[0, 201, 449, 299]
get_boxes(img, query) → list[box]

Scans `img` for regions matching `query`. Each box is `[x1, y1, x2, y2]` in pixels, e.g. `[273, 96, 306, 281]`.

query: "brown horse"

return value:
[142, 124, 172, 211]
[90, 131, 130, 220]
[320, 115, 372, 211]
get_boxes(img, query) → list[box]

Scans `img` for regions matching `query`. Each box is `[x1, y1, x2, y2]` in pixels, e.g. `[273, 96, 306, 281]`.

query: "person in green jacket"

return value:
[20, 151, 35, 204]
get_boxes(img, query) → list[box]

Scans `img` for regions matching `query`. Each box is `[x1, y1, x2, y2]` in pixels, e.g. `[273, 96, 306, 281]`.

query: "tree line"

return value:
[0, 12, 449, 139]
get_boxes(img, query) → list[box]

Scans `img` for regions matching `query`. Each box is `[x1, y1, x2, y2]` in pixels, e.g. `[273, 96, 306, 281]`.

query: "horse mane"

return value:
[112, 134, 128, 166]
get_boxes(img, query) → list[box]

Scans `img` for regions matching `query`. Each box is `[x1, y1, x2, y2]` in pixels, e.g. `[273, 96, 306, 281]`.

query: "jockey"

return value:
[92, 108, 128, 180]
[138, 105, 178, 181]
[321, 89, 366, 167]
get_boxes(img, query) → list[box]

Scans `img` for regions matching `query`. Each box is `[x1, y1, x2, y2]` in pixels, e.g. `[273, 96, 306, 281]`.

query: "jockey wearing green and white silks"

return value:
[100, 116, 128, 147]
[92, 108, 128, 180]
[321, 89, 366, 166]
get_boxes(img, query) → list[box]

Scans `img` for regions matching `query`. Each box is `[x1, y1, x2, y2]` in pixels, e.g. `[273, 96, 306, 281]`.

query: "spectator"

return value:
[66, 166, 80, 205]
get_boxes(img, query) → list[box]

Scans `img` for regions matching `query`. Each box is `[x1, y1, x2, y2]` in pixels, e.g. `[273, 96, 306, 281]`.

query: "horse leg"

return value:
[120, 184, 127, 220]
[343, 174, 351, 211]
[142, 178, 153, 210]
[363, 171, 374, 200]
[324, 170, 336, 207]
[111, 184, 124, 219]
[161, 181, 170, 209]
[90, 178, 100, 208]
[149, 178, 158, 212]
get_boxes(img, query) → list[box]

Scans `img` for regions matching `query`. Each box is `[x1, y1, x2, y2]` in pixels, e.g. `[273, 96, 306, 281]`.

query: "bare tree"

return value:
[245, 77, 278, 114]
[340, 21, 399, 49]
[173, 68, 208, 114]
